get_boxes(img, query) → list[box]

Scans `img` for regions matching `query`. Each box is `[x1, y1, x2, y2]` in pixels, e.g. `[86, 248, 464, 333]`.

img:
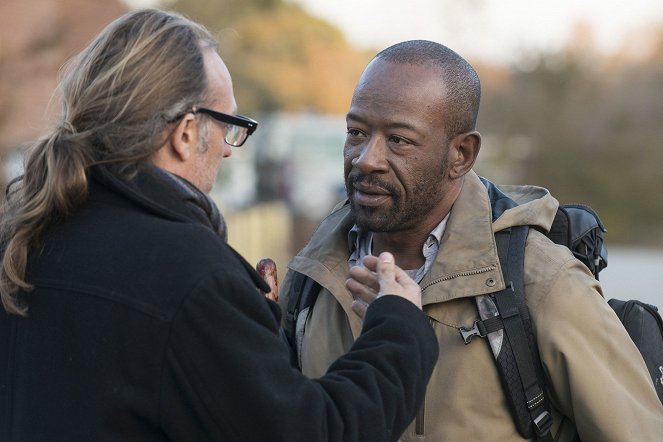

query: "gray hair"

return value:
[0, 9, 217, 315]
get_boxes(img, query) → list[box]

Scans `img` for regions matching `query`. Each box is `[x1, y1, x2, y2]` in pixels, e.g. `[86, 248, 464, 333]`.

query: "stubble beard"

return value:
[349, 197, 400, 232]
[346, 173, 400, 232]
[346, 162, 449, 234]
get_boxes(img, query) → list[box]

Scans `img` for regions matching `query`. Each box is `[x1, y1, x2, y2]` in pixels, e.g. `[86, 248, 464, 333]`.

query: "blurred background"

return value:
[1, 0, 662, 304]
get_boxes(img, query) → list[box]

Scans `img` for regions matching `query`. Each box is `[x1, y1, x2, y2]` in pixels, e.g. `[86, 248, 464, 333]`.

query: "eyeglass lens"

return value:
[225, 125, 248, 146]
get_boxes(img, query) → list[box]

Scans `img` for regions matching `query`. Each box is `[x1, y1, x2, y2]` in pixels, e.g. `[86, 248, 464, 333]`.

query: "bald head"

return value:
[371, 40, 481, 137]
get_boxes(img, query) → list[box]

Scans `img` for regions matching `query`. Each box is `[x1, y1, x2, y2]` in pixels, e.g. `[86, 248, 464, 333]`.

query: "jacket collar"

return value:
[91, 163, 270, 292]
[418, 172, 557, 303]
[91, 163, 223, 232]
[90, 164, 271, 295]
[419, 171, 505, 303]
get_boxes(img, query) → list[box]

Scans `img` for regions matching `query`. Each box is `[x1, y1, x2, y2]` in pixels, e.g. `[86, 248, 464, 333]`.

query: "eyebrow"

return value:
[346, 111, 421, 133]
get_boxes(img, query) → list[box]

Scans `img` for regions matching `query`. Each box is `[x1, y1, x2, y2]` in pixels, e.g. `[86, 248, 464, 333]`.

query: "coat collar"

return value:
[419, 171, 505, 303]
[90, 163, 270, 294]
[91, 164, 199, 225]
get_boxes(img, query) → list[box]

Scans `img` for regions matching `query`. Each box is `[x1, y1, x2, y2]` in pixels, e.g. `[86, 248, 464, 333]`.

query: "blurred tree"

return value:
[0, 0, 126, 181]
[2, 0, 661, 246]
[170, 0, 372, 114]
[479, 22, 663, 246]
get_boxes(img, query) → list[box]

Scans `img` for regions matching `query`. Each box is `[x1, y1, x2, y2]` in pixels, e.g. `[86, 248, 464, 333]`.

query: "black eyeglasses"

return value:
[171, 107, 258, 147]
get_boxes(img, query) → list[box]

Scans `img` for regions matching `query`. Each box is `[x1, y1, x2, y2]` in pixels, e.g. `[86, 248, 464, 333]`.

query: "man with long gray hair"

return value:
[0, 9, 438, 441]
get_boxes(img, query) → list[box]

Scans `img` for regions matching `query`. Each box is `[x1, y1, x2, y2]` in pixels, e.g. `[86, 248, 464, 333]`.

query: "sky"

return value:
[124, 0, 663, 64]
[291, 0, 663, 64]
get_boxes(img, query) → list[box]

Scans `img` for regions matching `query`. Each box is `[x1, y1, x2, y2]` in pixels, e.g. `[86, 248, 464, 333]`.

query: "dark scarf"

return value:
[149, 166, 228, 242]
[90, 163, 276, 297]
[92, 163, 228, 242]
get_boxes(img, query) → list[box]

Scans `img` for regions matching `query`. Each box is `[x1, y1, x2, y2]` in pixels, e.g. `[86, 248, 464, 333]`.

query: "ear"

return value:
[169, 113, 198, 162]
[150, 113, 200, 175]
[448, 131, 481, 179]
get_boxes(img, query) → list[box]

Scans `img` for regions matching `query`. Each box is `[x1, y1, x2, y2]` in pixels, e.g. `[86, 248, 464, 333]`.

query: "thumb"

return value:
[377, 252, 396, 296]
[376, 251, 422, 309]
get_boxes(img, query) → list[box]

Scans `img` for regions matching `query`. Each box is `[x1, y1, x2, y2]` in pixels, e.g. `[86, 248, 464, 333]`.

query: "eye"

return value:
[387, 135, 411, 145]
[345, 128, 367, 146]
[346, 128, 364, 137]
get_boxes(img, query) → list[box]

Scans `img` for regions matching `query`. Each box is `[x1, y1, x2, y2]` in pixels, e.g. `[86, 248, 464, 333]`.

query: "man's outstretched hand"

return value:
[346, 252, 422, 319]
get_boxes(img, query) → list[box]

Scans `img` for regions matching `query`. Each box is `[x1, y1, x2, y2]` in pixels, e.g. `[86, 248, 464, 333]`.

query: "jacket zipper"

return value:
[415, 269, 494, 437]
[420, 265, 496, 291]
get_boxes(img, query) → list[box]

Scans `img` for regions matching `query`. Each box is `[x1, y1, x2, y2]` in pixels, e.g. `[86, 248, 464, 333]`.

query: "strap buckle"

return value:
[459, 321, 486, 344]
[533, 410, 552, 437]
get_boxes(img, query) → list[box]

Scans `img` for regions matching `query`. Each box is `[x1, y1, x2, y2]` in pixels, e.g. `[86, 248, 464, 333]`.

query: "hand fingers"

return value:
[349, 252, 423, 318]
[361, 255, 379, 272]
[351, 298, 369, 319]
[345, 277, 377, 298]
[348, 265, 380, 293]
[347, 262, 379, 319]
[256, 258, 279, 302]
[346, 275, 378, 305]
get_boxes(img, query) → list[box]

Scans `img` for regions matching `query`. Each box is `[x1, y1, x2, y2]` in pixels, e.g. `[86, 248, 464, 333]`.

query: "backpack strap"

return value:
[284, 271, 322, 369]
[461, 226, 553, 441]
[493, 226, 553, 441]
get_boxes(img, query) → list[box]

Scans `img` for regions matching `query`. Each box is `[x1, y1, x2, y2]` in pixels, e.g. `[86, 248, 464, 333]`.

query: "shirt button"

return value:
[485, 278, 496, 287]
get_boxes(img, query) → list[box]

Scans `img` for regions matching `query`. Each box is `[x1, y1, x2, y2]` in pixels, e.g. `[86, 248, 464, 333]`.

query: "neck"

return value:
[371, 230, 431, 271]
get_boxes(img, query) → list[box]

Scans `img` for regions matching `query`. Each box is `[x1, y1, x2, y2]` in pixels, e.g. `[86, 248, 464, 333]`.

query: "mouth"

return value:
[351, 183, 392, 207]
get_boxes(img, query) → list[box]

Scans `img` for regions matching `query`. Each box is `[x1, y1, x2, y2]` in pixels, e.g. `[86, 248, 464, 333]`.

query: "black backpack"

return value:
[284, 203, 663, 441]
[460, 204, 663, 441]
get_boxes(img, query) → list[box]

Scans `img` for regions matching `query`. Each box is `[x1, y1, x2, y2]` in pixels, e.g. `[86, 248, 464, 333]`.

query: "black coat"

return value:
[0, 165, 438, 441]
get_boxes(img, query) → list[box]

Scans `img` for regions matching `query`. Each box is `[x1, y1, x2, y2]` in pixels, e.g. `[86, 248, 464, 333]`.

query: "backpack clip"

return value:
[533, 410, 553, 437]
[460, 320, 487, 344]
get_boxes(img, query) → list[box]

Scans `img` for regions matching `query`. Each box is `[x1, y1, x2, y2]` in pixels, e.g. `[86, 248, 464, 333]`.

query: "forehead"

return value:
[202, 46, 236, 113]
[350, 60, 447, 119]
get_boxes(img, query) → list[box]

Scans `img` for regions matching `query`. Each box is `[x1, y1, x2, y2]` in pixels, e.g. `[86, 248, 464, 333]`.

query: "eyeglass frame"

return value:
[171, 107, 258, 147]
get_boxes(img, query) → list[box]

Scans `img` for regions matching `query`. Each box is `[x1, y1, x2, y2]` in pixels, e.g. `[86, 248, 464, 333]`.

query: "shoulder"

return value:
[37, 192, 260, 320]
[523, 228, 603, 319]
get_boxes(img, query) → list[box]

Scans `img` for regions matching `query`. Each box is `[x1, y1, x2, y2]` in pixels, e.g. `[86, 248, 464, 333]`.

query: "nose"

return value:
[222, 142, 232, 158]
[350, 136, 388, 173]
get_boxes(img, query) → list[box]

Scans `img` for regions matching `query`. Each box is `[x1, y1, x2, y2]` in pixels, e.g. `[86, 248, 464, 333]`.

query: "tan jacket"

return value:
[280, 171, 663, 441]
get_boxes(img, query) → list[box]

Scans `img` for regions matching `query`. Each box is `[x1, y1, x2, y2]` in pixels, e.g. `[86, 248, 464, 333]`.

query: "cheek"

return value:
[211, 149, 226, 174]
[343, 143, 354, 161]
[343, 146, 355, 175]
[394, 159, 432, 193]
